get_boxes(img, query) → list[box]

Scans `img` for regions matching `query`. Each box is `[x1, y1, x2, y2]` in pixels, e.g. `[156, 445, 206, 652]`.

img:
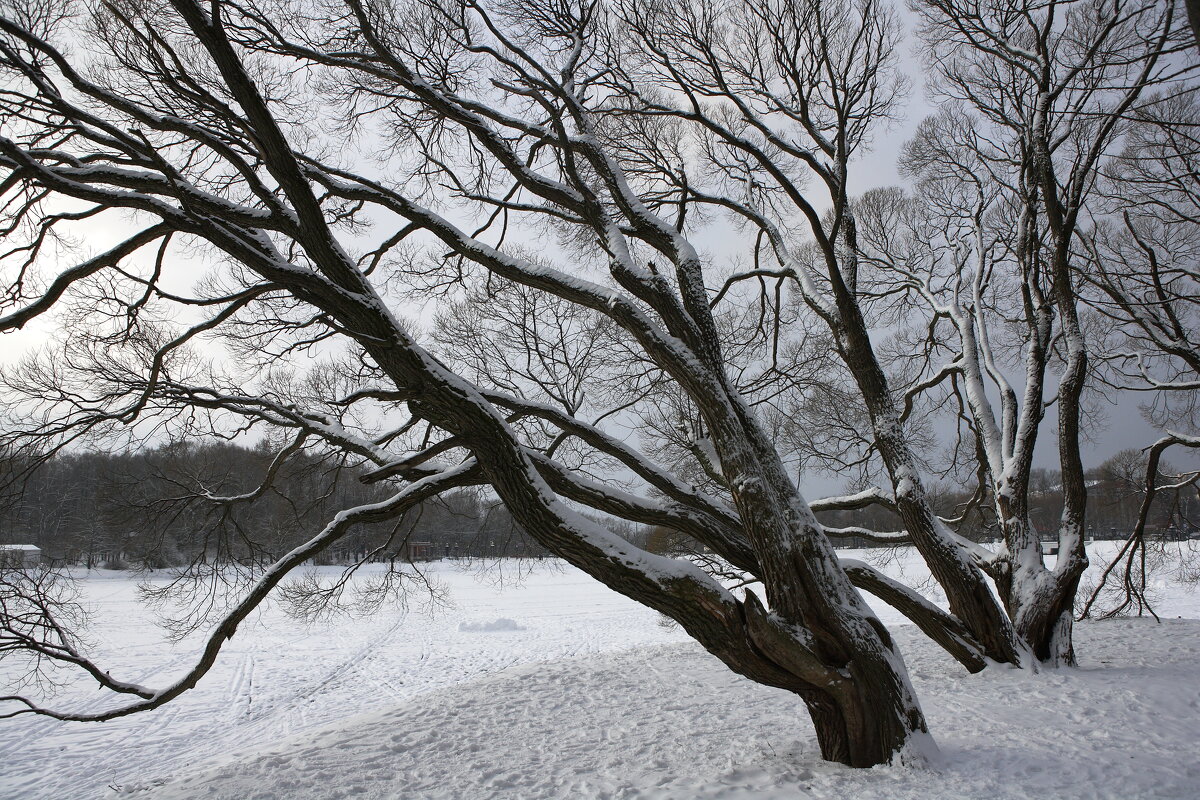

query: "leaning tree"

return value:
[0, 0, 946, 767]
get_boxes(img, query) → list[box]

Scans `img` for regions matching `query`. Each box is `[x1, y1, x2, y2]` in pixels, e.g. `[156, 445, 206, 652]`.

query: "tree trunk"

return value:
[740, 590, 931, 766]
[994, 501, 1087, 666]
[1011, 569, 1084, 666]
[372, 334, 935, 768]
[803, 663, 929, 766]
[833, 312, 1023, 665]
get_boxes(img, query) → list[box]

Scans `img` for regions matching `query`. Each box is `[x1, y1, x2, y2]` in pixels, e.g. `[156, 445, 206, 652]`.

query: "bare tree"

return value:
[893, 0, 1191, 663]
[0, 0, 949, 767]
[1079, 440, 1200, 618]
[599, 0, 1031, 667]
[1, 0, 1187, 768]
[1084, 92, 1200, 413]
[1065, 21, 1200, 618]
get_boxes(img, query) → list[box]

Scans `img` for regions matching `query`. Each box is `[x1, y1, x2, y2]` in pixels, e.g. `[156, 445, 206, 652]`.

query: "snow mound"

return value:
[457, 617, 525, 633]
[149, 619, 1200, 800]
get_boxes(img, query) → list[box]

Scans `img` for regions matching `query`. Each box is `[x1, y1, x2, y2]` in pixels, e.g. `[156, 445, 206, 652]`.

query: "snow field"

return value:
[0, 561, 692, 799]
[0, 543, 1197, 799]
[154, 620, 1200, 800]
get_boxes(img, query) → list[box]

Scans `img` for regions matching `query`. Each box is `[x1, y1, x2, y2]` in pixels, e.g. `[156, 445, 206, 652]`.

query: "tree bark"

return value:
[833, 309, 1023, 665]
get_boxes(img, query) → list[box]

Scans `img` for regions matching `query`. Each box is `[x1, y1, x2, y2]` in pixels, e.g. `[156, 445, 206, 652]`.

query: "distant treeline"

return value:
[0, 443, 1192, 569]
[814, 454, 1198, 548]
[0, 441, 574, 568]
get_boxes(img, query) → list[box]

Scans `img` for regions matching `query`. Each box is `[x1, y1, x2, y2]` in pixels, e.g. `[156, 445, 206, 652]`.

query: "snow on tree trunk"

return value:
[833, 311, 1023, 666]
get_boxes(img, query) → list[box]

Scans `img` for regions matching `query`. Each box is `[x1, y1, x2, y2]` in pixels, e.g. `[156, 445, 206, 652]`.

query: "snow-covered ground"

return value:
[2, 543, 1199, 799]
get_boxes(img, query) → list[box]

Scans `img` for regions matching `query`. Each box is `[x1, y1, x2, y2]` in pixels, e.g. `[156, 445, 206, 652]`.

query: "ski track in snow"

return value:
[0, 545, 1198, 799]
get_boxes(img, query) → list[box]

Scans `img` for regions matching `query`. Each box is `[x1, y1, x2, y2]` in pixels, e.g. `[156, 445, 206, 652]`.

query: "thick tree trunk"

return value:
[740, 591, 930, 766]
[804, 659, 929, 766]
[361, 333, 934, 768]
[1009, 576, 1082, 666]
[690, 386, 934, 765]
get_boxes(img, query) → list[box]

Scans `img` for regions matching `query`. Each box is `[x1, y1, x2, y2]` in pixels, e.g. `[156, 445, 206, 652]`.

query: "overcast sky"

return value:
[0, 6, 1190, 500]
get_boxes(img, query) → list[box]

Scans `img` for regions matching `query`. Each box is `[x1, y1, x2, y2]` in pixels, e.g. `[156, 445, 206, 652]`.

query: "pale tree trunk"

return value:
[909, 0, 1177, 668]
[832, 306, 1024, 666]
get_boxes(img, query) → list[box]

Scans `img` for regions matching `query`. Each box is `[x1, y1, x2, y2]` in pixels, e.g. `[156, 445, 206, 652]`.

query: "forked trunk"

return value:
[995, 509, 1086, 666]
[1012, 573, 1083, 666]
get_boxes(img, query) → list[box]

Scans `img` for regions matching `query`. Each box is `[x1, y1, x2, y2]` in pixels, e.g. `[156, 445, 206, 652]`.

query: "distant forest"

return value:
[0, 442, 1193, 569]
[0, 441, 572, 568]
